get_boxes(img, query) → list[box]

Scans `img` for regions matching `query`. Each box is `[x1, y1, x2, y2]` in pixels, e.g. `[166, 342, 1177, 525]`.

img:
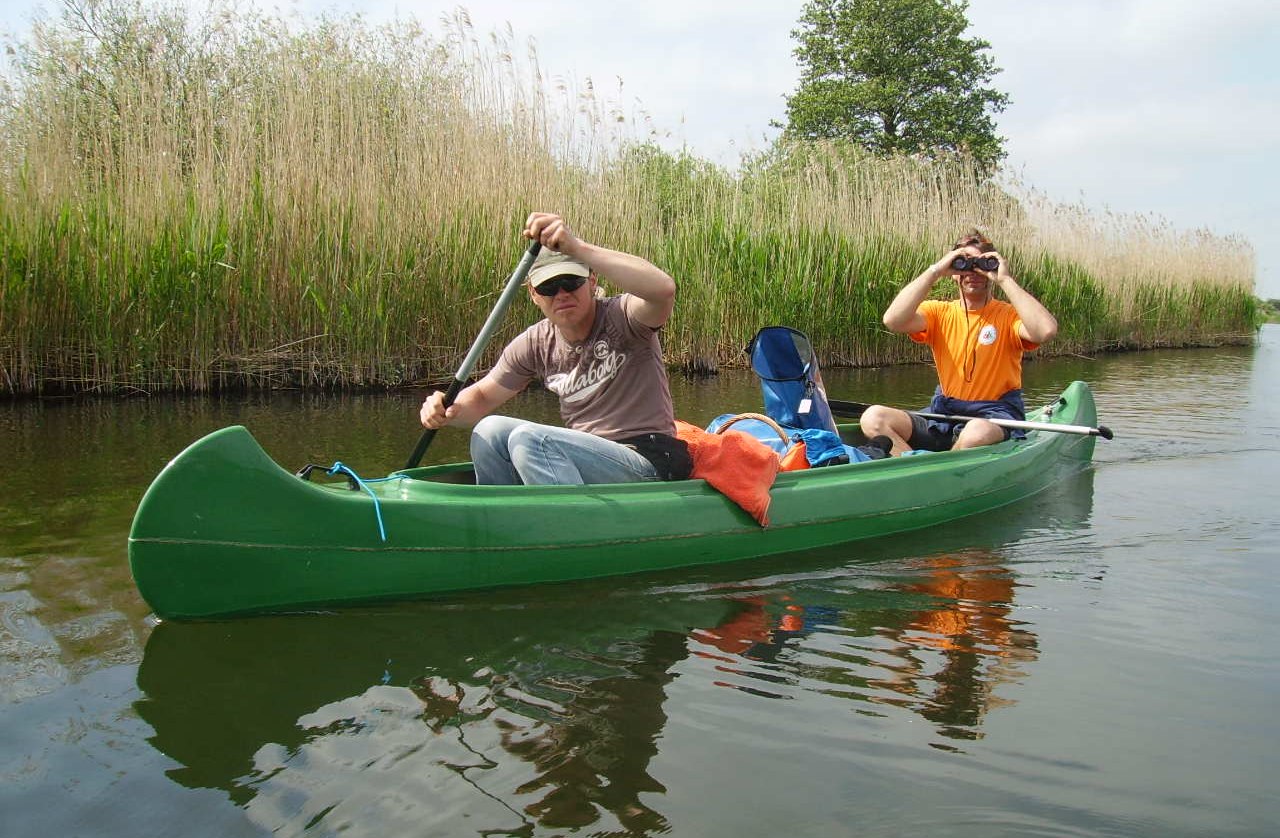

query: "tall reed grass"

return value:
[0, 1, 1258, 395]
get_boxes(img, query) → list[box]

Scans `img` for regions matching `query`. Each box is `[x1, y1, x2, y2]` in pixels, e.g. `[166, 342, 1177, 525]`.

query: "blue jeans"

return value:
[470, 416, 660, 485]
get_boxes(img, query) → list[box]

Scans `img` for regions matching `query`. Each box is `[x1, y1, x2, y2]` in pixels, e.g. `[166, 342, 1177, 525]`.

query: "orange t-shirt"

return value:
[910, 299, 1038, 401]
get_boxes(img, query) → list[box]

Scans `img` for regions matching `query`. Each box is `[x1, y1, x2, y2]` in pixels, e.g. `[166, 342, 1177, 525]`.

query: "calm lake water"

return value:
[2, 326, 1278, 837]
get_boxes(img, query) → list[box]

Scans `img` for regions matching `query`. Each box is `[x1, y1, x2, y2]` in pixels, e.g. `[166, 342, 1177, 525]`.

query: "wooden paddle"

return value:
[403, 239, 543, 470]
[828, 398, 1114, 440]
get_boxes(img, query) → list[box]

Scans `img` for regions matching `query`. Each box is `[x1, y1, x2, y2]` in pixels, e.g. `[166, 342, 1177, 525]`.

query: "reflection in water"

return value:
[691, 468, 1096, 745]
[880, 552, 1037, 740]
[486, 629, 685, 832]
[240, 629, 690, 834]
[691, 551, 1036, 744]
[136, 589, 722, 834]
[134, 471, 1096, 834]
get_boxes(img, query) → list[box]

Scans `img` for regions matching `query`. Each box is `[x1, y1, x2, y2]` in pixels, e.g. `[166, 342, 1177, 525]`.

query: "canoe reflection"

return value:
[134, 470, 1095, 832]
[135, 588, 731, 833]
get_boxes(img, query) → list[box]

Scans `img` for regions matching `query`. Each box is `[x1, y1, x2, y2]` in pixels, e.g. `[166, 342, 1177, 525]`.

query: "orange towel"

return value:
[675, 420, 780, 526]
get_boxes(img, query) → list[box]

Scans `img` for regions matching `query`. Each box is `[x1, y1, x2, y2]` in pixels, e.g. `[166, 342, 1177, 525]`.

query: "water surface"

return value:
[2, 328, 1277, 837]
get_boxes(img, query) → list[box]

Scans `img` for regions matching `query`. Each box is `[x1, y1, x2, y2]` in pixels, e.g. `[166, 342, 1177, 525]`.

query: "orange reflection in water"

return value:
[692, 550, 1039, 740]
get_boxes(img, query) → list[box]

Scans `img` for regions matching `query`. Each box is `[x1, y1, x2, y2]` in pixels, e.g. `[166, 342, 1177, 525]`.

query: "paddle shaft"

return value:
[828, 398, 1114, 440]
[404, 239, 543, 469]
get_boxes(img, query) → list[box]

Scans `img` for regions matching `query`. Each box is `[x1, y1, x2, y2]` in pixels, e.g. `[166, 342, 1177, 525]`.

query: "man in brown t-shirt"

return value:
[418, 212, 690, 484]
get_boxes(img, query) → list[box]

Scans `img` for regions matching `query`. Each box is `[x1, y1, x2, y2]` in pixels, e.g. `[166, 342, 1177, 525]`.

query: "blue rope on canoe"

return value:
[324, 462, 408, 543]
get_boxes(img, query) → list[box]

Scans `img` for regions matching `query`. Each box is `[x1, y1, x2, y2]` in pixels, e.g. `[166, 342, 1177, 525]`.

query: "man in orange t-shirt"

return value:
[860, 230, 1059, 455]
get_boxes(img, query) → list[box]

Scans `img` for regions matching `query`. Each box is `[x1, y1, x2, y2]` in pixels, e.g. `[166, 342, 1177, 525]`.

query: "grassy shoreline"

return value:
[0, 4, 1258, 397]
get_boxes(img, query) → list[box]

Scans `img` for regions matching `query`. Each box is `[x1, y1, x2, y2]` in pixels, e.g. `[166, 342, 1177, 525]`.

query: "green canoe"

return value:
[129, 380, 1102, 619]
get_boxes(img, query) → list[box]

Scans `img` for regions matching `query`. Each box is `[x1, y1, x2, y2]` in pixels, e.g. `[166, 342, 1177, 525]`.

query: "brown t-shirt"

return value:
[489, 295, 676, 440]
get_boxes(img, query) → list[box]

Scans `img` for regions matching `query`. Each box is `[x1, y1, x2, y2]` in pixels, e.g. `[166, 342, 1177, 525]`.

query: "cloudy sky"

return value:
[3, 0, 1277, 296]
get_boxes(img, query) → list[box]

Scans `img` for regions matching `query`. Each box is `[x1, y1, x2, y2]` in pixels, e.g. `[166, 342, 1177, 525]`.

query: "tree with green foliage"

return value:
[781, 0, 1010, 170]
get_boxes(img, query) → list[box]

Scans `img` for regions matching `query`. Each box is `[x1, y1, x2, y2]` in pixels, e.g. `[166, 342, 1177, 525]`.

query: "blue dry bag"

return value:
[740, 326, 870, 466]
[745, 326, 839, 434]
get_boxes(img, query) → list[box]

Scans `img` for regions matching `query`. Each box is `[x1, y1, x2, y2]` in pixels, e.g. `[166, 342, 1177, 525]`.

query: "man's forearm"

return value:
[577, 242, 676, 303]
[1000, 277, 1058, 343]
[883, 266, 940, 332]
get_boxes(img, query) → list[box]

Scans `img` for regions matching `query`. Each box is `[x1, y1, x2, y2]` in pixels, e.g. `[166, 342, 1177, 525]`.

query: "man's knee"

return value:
[954, 419, 1004, 449]
[860, 405, 891, 433]
[473, 415, 521, 446]
[505, 423, 546, 454]
[861, 405, 908, 436]
[472, 414, 503, 438]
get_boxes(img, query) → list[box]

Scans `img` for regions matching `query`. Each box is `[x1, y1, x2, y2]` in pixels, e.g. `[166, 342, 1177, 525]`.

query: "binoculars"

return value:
[950, 255, 1000, 273]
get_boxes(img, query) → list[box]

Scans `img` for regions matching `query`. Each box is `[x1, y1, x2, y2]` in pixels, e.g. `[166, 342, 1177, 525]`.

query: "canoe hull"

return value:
[129, 382, 1100, 618]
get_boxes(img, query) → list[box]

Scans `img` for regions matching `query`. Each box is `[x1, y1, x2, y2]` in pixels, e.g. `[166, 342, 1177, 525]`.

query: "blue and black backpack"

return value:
[707, 326, 878, 466]
[745, 326, 840, 434]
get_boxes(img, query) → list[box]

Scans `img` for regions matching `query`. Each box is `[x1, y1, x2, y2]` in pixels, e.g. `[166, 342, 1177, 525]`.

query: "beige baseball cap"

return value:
[527, 249, 590, 289]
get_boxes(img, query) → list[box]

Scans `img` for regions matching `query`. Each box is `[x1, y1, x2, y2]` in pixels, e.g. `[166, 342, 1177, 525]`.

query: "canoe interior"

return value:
[396, 423, 878, 486]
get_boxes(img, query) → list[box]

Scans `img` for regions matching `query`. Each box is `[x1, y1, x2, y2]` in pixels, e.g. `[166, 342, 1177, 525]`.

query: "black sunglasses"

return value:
[533, 274, 588, 297]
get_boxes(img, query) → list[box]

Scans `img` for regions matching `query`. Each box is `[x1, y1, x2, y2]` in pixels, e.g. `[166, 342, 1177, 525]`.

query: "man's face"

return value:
[954, 244, 992, 295]
[529, 274, 597, 329]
